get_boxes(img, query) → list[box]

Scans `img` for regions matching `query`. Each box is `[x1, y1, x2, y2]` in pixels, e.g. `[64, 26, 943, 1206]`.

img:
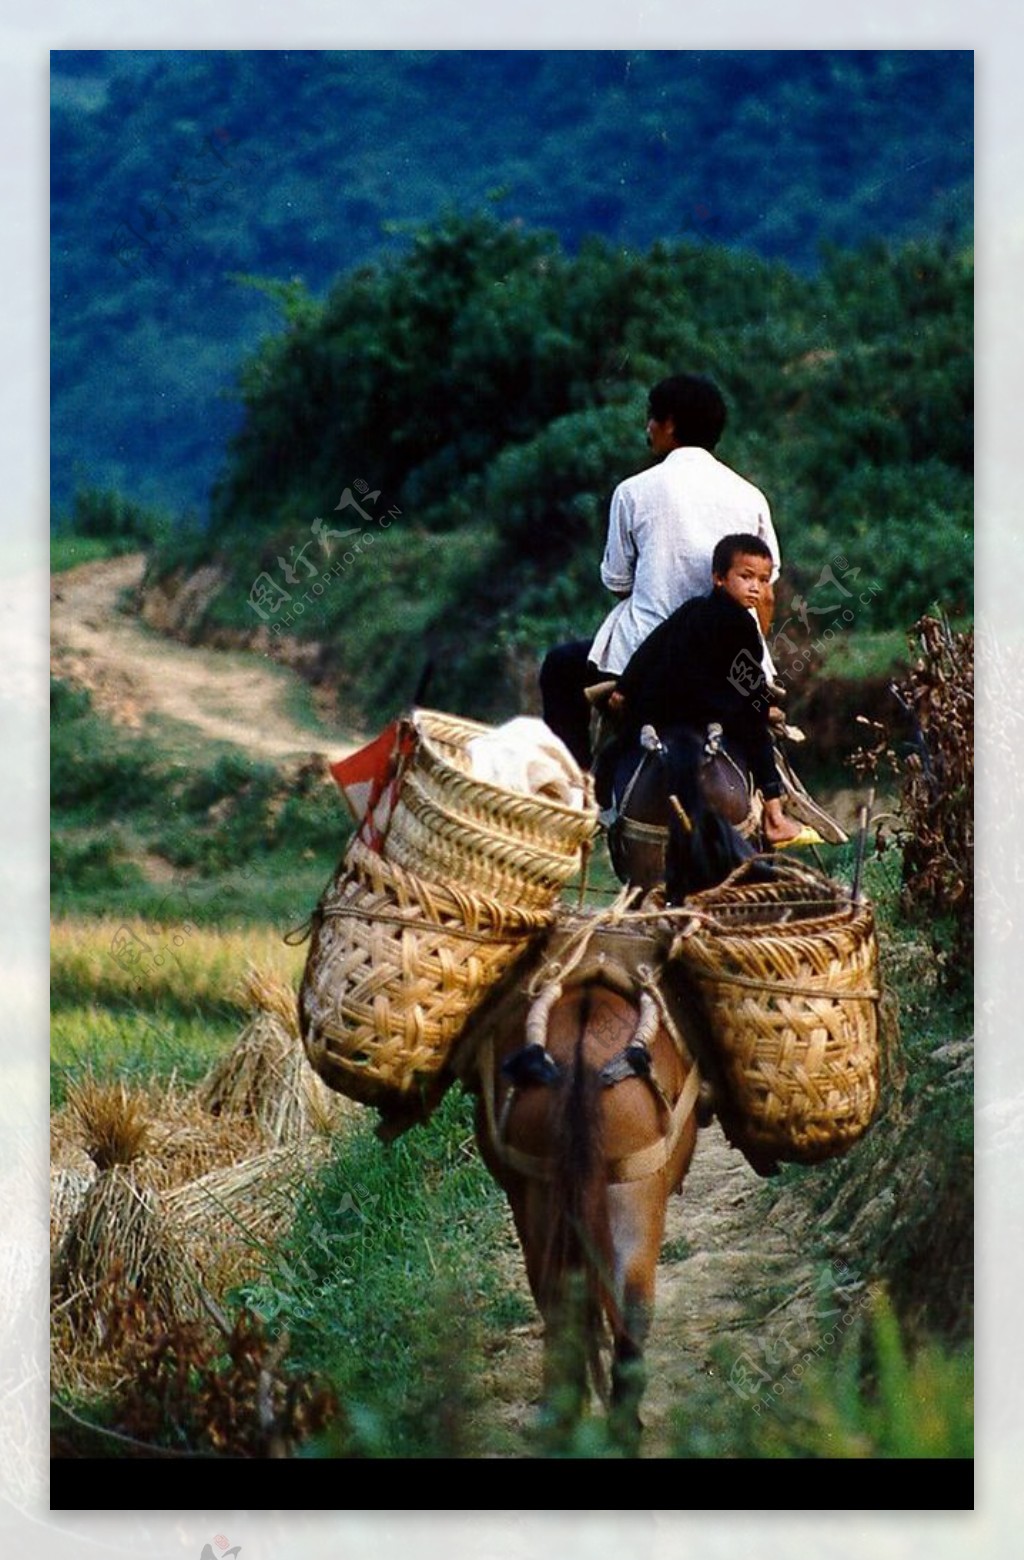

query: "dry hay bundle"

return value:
[52, 1079, 264, 1225]
[63, 1074, 152, 1169]
[164, 1139, 331, 1293]
[198, 967, 351, 1144]
[51, 1078, 153, 1255]
[50, 1103, 100, 1176]
[50, 1164, 198, 1389]
[50, 1078, 201, 1394]
[135, 1090, 264, 1191]
[49, 1071, 334, 1399]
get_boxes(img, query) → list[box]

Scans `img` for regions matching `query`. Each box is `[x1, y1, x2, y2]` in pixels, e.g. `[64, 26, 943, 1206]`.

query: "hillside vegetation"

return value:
[51, 49, 972, 515]
[137, 215, 972, 726]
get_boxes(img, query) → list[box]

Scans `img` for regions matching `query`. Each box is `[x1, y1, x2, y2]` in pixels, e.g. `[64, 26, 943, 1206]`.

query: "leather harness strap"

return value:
[479, 1031, 553, 1181]
[615, 747, 653, 820]
[478, 972, 702, 1186]
[606, 1061, 701, 1183]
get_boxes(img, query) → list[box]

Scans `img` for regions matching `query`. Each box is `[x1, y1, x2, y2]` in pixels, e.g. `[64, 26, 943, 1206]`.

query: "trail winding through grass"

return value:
[50, 553, 359, 761]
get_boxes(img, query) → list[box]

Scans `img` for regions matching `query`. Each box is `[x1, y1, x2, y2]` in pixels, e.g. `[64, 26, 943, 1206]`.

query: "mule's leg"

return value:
[605, 1180, 667, 1455]
[527, 1184, 593, 1443]
[540, 1273, 592, 1441]
[609, 1287, 652, 1457]
[499, 1176, 591, 1443]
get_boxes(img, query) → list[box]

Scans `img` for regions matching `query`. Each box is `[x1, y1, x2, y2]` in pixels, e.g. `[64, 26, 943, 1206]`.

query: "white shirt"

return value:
[588, 446, 780, 674]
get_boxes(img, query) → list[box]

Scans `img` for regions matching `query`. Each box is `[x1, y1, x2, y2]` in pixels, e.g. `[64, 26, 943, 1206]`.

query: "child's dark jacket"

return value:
[614, 586, 781, 797]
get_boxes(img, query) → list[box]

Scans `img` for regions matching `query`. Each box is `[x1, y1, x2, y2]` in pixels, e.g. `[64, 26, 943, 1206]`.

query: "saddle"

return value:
[590, 693, 847, 894]
[594, 719, 762, 891]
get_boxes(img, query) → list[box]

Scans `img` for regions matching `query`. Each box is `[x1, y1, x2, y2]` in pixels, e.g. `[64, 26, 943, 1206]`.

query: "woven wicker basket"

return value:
[299, 837, 553, 1111]
[667, 861, 881, 1165]
[382, 708, 599, 909]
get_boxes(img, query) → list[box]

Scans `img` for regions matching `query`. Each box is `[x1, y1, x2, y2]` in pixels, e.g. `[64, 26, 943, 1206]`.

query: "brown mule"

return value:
[460, 928, 702, 1454]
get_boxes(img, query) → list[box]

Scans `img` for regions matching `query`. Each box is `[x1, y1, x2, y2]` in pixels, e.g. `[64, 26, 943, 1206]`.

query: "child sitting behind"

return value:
[608, 532, 804, 846]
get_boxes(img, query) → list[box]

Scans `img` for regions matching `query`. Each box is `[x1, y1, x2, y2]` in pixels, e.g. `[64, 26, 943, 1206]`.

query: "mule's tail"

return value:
[542, 985, 615, 1402]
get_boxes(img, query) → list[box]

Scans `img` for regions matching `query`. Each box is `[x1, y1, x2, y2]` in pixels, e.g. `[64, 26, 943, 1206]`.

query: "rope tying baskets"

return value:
[666, 859, 881, 1165]
[383, 708, 600, 909]
[299, 837, 553, 1111]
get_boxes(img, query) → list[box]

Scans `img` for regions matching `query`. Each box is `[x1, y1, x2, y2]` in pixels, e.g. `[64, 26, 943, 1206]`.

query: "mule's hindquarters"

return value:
[473, 981, 699, 1452]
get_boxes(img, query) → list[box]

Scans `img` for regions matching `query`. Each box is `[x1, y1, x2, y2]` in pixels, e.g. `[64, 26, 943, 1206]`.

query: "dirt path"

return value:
[638, 1126, 824, 1455]
[50, 553, 359, 761]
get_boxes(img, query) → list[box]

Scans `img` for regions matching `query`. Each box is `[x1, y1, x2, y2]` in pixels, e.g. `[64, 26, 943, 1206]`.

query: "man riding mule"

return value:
[301, 425, 854, 1450]
[540, 372, 781, 769]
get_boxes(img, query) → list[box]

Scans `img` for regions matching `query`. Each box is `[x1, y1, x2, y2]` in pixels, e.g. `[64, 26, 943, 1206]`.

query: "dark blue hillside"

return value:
[51, 49, 972, 520]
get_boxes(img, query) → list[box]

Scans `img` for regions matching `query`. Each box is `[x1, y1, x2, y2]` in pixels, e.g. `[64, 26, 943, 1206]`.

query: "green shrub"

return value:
[50, 833, 144, 894]
[727, 1289, 973, 1459]
[62, 486, 170, 547]
[50, 678, 167, 818]
[147, 219, 972, 721]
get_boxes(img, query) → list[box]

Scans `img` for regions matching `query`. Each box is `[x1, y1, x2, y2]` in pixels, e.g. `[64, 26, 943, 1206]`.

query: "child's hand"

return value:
[608, 690, 625, 715]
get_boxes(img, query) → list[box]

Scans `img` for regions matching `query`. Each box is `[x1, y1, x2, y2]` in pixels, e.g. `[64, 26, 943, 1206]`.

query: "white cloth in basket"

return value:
[465, 717, 588, 810]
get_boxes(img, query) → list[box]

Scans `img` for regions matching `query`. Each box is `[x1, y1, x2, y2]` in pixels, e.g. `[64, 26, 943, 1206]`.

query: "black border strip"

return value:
[51, 1455, 974, 1513]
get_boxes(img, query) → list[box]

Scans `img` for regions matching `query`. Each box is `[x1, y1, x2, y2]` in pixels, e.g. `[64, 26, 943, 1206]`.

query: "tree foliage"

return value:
[51, 49, 972, 514]
[147, 212, 971, 722]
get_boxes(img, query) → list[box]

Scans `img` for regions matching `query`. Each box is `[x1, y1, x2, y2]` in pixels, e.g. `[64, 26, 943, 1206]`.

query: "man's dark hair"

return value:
[712, 532, 773, 577]
[647, 373, 727, 451]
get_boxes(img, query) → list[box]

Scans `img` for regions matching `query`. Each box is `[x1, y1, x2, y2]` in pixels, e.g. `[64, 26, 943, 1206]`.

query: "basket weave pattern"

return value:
[382, 708, 598, 908]
[669, 864, 881, 1163]
[300, 838, 552, 1108]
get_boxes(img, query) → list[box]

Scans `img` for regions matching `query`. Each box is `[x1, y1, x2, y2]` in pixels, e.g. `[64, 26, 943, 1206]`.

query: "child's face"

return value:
[713, 552, 773, 610]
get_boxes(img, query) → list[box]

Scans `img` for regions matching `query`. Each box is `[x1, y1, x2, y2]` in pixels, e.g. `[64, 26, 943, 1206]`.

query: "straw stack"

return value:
[51, 1165, 198, 1360]
[164, 1139, 331, 1295]
[199, 967, 352, 1143]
